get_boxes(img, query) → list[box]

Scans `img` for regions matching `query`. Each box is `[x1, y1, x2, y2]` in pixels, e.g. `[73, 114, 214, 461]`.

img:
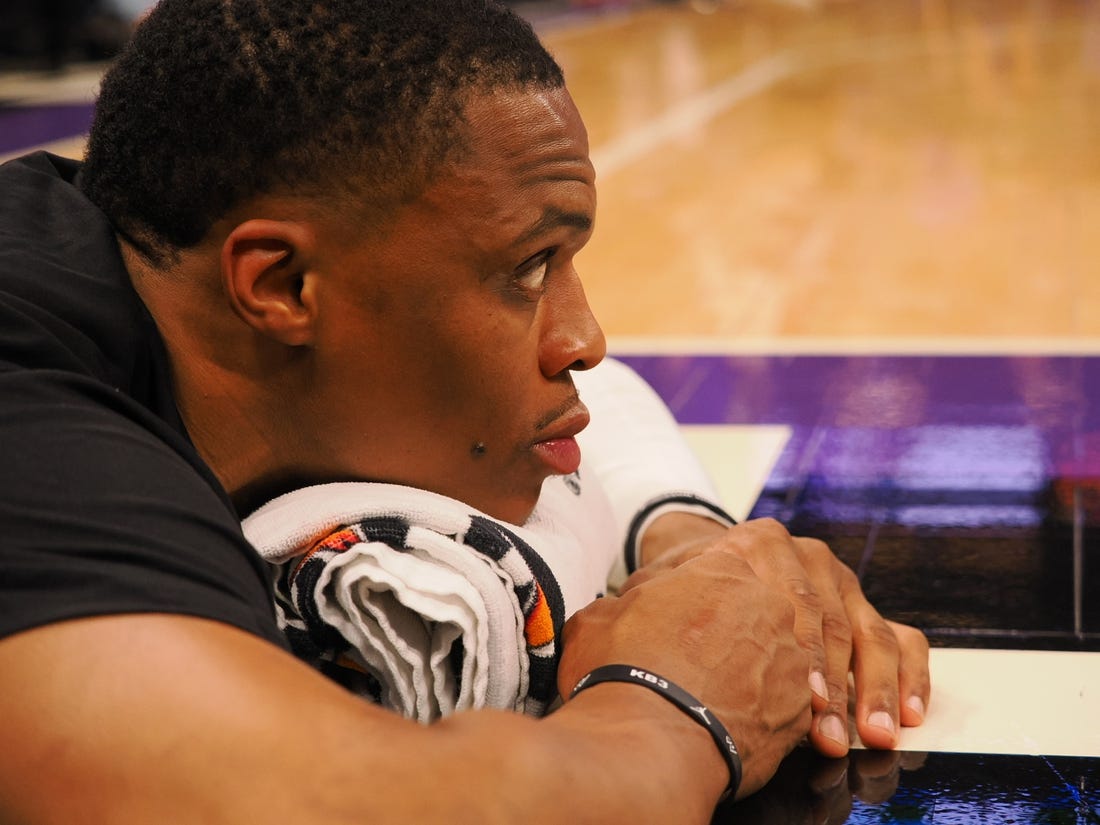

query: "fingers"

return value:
[890, 620, 931, 728]
[635, 518, 836, 714]
[623, 516, 933, 762]
[718, 524, 857, 757]
[795, 538, 854, 757]
[806, 617, 852, 756]
[790, 537, 932, 755]
[724, 522, 832, 710]
[846, 589, 903, 750]
[848, 614, 931, 751]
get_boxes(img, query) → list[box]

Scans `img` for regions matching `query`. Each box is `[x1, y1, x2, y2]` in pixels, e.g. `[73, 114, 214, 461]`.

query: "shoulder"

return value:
[0, 368, 285, 648]
[0, 152, 145, 380]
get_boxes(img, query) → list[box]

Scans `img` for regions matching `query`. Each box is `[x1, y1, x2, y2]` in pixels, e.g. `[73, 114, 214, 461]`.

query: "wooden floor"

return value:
[538, 0, 1100, 347]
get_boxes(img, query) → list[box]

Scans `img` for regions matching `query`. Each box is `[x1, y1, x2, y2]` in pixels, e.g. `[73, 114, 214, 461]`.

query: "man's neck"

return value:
[120, 236, 296, 508]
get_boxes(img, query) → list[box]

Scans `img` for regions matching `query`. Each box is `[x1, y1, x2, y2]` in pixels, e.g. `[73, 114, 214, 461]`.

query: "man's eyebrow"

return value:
[515, 207, 593, 246]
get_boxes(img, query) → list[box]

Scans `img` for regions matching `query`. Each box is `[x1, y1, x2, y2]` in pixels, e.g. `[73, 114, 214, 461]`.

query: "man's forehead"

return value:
[458, 86, 593, 175]
[381, 85, 595, 252]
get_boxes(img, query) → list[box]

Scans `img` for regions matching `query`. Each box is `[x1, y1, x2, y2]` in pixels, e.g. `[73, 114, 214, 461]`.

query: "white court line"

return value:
[587, 19, 1084, 181]
[680, 424, 791, 522]
[589, 50, 800, 179]
[533, 4, 637, 41]
[607, 336, 1100, 356]
[0, 65, 103, 165]
[884, 649, 1100, 757]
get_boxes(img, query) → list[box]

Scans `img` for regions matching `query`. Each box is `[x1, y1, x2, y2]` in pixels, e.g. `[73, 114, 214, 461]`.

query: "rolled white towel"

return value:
[243, 480, 615, 722]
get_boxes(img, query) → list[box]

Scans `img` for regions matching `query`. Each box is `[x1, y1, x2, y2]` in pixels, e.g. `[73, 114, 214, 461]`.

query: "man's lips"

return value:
[531, 401, 590, 476]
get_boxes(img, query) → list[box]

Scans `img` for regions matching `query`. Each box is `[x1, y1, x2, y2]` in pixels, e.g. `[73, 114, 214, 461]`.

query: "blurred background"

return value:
[543, 0, 1100, 344]
[0, 0, 144, 69]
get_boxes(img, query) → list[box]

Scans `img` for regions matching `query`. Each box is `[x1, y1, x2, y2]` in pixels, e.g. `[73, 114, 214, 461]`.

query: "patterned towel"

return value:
[242, 481, 615, 723]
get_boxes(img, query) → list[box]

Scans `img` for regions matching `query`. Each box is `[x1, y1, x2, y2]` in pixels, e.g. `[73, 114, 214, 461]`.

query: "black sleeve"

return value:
[0, 368, 288, 649]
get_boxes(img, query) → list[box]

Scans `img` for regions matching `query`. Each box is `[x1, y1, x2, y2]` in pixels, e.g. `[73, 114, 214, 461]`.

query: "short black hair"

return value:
[81, 0, 564, 262]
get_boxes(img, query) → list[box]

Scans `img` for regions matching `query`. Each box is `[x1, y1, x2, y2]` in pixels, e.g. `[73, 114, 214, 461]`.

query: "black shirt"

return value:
[0, 152, 287, 648]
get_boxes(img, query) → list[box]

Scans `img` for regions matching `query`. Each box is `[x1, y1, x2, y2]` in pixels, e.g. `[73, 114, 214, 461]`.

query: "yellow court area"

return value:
[539, 0, 1100, 347]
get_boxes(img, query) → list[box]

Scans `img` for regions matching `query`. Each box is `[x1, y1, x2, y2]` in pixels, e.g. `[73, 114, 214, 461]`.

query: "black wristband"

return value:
[570, 664, 742, 802]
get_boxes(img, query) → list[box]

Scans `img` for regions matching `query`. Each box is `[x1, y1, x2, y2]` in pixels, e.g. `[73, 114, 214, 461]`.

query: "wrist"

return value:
[639, 512, 729, 568]
[557, 678, 729, 810]
[571, 665, 741, 801]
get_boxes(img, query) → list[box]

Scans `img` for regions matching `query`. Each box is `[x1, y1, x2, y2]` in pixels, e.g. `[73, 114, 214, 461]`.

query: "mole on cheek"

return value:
[470, 441, 487, 458]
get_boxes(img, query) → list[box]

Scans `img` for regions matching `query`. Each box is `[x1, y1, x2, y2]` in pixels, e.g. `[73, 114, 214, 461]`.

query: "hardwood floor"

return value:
[538, 0, 1100, 344]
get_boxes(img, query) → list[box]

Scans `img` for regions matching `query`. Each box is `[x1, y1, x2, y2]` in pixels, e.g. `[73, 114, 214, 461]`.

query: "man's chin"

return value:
[463, 487, 540, 527]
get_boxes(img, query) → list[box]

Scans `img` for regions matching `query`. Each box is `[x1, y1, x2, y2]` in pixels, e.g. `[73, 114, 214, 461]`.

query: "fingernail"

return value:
[906, 695, 925, 720]
[819, 713, 847, 747]
[868, 711, 896, 736]
[810, 670, 829, 701]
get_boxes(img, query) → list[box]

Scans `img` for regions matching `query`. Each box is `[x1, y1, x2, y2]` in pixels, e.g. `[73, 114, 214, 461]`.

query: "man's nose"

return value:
[538, 265, 607, 377]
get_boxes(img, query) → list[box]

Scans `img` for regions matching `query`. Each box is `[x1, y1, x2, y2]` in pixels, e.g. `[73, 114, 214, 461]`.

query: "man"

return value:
[0, 1, 929, 821]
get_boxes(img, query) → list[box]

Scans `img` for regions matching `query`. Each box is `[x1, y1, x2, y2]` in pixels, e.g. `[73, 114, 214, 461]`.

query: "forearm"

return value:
[438, 684, 726, 824]
[0, 614, 725, 825]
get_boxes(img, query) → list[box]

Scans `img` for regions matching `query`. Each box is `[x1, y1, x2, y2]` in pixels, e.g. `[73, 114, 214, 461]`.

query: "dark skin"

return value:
[0, 84, 928, 823]
[638, 514, 930, 757]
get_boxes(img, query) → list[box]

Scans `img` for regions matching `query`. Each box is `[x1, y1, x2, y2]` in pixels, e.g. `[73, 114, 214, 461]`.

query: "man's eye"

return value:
[518, 260, 548, 290]
[515, 251, 554, 292]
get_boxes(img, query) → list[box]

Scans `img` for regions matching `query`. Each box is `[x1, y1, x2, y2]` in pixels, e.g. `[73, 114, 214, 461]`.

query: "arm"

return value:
[0, 614, 714, 824]
[0, 550, 812, 823]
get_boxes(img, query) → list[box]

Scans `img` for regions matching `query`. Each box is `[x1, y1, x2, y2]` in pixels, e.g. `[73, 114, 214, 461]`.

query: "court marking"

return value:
[608, 336, 1100, 355]
[882, 648, 1100, 758]
[588, 16, 1087, 182]
[531, 3, 638, 41]
[679, 424, 791, 522]
[590, 49, 799, 179]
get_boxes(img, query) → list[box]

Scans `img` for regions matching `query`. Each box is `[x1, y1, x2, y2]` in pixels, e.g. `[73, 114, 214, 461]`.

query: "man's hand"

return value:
[633, 514, 931, 759]
[558, 551, 814, 797]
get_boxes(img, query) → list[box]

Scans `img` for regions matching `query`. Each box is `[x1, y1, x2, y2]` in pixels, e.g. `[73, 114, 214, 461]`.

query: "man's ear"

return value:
[221, 219, 318, 346]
